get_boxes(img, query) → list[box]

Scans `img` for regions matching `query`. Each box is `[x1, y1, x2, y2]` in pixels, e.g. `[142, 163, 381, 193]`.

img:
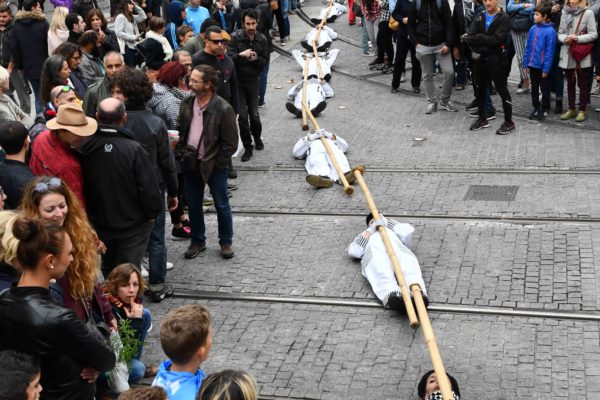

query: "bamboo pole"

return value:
[352, 170, 419, 327]
[311, 42, 325, 82]
[301, 105, 354, 195]
[310, 0, 332, 81]
[301, 56, 310, 131]
[411, 284, 454, 400]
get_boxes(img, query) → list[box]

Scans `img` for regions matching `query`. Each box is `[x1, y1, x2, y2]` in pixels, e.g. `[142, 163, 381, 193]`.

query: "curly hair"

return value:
[110, 68, 154, 105]
[0, 210, 19, 266]
[19, 176, 98, 299]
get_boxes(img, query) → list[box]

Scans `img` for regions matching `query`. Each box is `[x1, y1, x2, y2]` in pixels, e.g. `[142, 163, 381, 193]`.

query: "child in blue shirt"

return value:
[522, 2, 556, 120]
[152, 305, 213, 400]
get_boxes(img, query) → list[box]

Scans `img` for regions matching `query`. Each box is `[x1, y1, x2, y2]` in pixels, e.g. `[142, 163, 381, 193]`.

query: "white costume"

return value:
[301, 26, 338, 51]
[292, 49, 339, 81]
[292, 129, 350, 182]
[310, 3, 347, 24]
[286, 78, 329, 117]
[348, 219, 428, 308]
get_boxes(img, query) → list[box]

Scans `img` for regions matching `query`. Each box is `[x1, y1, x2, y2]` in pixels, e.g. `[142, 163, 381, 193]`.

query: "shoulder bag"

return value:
[570, 11, 594, 63]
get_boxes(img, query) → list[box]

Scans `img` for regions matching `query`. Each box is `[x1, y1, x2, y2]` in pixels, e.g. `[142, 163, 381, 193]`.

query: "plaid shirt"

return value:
[379, 0, 391, 22]
[361, 0, 381, 21]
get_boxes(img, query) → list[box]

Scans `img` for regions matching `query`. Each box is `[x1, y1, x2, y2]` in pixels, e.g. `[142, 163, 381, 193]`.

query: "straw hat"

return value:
[46, 103, 97, 137]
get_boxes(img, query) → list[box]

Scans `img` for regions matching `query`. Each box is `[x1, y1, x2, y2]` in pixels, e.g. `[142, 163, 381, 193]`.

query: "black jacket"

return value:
[466, 9, 511, 59]
[176, 93, 238, 182]
[0, 286, 116, 400]
[67, 30, 82, 45]
[124, 105, 178, 198]
[228, 29, 269, 80]
[73, 0, 99, 20]
[407, 0, 455, 47]
[69, 69, 88, 100]
[0, 159, 35, 209]
[192, 51, 240, 113]
[79, 125, 163, 231]
[10, 11, 49, 81]
[0, 22, 13, 69]
[141, 37, 166, 70]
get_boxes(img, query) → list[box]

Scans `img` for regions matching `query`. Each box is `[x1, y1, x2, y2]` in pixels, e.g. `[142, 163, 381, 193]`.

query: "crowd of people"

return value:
[356, 0, 600, 133]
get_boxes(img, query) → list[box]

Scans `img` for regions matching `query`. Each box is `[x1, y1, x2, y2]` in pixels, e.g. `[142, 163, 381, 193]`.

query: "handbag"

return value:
[388, 15, 400, 31]
[82, 299, 111, 347]
[270, 0, 278, 10]
[510, 12, 532, 32]
[106, 330, 130, 393]
[570, 12, 594, 63]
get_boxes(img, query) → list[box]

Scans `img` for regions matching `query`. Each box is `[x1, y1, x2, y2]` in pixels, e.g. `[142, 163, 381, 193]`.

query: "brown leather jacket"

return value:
[175, 93, 238, 182]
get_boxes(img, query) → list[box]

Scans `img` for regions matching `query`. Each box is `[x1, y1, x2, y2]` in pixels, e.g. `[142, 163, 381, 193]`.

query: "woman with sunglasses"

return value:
[19, 177, 117, 332]
[0, 216, 115, 400]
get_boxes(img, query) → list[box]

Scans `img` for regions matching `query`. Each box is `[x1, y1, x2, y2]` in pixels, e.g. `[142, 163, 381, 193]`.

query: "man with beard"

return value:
[83, 51, 125, 117]
[192, 25, 239, 179]
[175, 64, 238, 260]
[229, 8, 268, 162]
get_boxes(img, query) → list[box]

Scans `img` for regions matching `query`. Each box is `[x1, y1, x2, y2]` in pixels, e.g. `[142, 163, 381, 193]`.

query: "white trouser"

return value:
[305, 138, 349, 181]
[293, 83, 326, 111]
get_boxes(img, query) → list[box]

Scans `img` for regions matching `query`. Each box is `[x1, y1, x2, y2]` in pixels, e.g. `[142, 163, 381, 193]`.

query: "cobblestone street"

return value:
[129, 1, 600, 398]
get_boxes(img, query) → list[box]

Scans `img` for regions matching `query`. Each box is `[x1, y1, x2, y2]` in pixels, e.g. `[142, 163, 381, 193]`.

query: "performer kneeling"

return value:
[347, 214, 429, 314]
[292, 129, 364, 188]
[286, 78, 331, 118]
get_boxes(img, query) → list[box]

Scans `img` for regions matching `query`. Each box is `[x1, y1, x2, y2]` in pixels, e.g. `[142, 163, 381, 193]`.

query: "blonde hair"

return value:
[197, 370, 258, 400]
[19, 177, 98, 299]
[0, 66, 8, 88]
[0, 210, 19, 266]
[49, 6, 68, 34]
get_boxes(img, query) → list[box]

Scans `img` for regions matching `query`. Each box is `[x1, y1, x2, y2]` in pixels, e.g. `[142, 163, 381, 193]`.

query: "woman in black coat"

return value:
[0, 217, 116, 400]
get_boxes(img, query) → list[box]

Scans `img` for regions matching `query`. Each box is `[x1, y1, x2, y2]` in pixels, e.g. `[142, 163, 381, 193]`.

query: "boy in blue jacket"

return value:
[523, 2, 556, 120]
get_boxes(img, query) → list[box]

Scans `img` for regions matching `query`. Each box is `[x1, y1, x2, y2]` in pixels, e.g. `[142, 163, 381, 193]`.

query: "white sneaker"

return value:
[141, 266, 149, 278]
[167, 262, 174, 270]
[400, 73, 406, 83]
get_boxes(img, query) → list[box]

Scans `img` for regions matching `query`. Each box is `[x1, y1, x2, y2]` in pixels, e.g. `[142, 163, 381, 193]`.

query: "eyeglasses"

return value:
[33, 177, 62, 194]
[189, 78, 204, 85]
[207, 39, 226, 45]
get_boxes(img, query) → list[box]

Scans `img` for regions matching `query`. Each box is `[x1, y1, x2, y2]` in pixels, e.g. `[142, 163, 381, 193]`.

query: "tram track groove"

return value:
[171, 289, 600, 322]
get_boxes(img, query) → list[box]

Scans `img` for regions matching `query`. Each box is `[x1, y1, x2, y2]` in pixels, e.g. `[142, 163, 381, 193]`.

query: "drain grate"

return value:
[464, 185, 519, 201]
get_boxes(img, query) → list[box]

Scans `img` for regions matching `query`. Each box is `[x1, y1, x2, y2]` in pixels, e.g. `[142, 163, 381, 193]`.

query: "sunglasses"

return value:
[33, 177, 62, 194]
[207, 39, 226, 44]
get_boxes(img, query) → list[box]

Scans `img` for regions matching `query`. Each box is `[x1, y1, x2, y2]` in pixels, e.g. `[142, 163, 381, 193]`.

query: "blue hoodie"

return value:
[522, 22, 556, 73]
[185, 5, 210, 35]
[152, 359, 205, 400]
[165, 1, 185, 49]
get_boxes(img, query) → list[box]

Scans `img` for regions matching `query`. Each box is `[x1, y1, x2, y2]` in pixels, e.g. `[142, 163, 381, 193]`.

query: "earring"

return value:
[49, 265, 54, 269]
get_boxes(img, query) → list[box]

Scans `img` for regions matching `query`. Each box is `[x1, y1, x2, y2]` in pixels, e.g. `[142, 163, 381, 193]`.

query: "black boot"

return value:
[241, 147, 253, 162]
[554, 99, 563, 114]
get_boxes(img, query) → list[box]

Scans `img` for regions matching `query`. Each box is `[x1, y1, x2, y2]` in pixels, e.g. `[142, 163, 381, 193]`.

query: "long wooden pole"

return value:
[302, 105, 353, 195]
[301, 56, 309, 131]
[411, 284, 454, 400]
[310, 0, 332, 81]
[352, 170, 418, 327]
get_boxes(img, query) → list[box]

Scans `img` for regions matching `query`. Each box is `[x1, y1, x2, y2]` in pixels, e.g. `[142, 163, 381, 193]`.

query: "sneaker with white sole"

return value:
[469, 117, 490, 131]
[426, 102, 438, 114]
[141, 265, 149, 278]
[439, 101, 459, 112]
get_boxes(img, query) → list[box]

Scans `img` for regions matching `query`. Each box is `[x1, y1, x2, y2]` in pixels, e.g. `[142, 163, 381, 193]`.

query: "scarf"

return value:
[146, 30, 174, 61]
[562, 4, 584, 31]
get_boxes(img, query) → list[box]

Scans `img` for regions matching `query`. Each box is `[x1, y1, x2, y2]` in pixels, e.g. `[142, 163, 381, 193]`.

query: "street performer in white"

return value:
[301, 25, 338, 51]
[292, 128, 364, 188]
[286, 77, 331, 118]
[347, 214, 429, 314]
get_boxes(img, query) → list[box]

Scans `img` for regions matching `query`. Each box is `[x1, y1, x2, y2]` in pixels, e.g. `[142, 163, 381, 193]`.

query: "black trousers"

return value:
[376, 21, 394, 64]
[392, 27, 421, 89]
[529, 67, 550, 112]
[473, 58, 512, 122]
[98, 220, 154, 276]
[238, 77, 262, 150]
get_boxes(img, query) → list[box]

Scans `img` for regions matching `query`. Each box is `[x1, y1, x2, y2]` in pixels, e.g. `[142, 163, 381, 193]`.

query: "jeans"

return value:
[473, 58, 512, 122]
[127, 308, 152, 383]
[361, 16, 369, 52]
[289, 0, 297, 11]
[238, 77, 262, 149]
[415, 45, 454, 104]
[169, 171, 186, 225]
[454, 44, 470, 86]
[550, 47, 564, 100]
[183, 166, 233, 246]
[147, 207, 167, 289]
[259, 63, 270, 103]
[392, 28, 421, 89]
[529, 67, 550, 112]
[565, 67, 591, 111]
[29, 78, 42, 114]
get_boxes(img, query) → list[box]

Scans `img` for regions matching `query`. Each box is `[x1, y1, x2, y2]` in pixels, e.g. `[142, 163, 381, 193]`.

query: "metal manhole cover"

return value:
[464, 185, 519, 201]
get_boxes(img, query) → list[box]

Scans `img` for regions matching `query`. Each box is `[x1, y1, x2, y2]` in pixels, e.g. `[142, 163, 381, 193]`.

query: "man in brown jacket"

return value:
[175, 64, 238, 260]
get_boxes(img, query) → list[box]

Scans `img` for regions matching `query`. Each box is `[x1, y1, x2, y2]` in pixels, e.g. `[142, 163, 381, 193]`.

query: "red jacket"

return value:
[29, 130, 86, 207]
